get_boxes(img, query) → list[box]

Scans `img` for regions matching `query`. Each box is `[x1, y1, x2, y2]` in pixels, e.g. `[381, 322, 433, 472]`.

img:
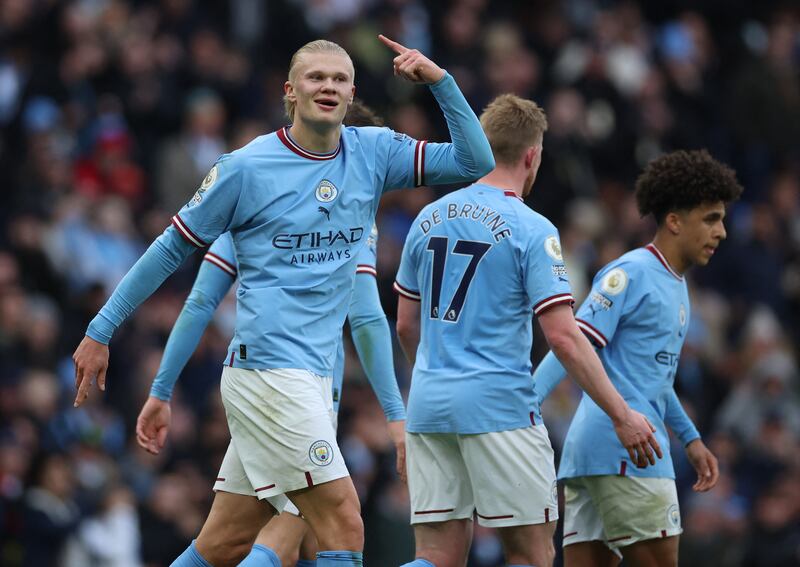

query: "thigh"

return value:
[196, 490, 274, 558]
[413, 519, 473, 567]
[498, 521, 557, 567]
[288, 476, 363, 551]
[220, 367, 349, 501]
[586, 476, 682, 550]
[564, 542, 622, 567]
[406, 432, 474, 525]
[562, 478, 616, 553]
[214, 439, 288, 513]
[461, 425, 558, 528]
[621, 535, 679, 567]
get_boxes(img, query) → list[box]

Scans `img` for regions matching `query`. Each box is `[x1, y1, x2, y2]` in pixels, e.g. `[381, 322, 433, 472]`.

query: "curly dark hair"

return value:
[344, 98, 384, 128]
[635, 150, 743, 224]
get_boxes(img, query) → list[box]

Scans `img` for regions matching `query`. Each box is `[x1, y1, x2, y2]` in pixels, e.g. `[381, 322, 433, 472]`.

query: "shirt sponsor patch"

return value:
[552, 264, 568, 277]
[590, 291, 613, 310]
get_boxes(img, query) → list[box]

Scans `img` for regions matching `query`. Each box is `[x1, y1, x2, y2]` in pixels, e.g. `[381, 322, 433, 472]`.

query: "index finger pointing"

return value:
[74, 373, 92, 407]
[378, 34, 408, 54]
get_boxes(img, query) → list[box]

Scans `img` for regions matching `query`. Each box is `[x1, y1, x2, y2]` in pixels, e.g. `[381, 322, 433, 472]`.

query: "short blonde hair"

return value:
[284, 40, 354, 121]
[479, 94, 548, 166]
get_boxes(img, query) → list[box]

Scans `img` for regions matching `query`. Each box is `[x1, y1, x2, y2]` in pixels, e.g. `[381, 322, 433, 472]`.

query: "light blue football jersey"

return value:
[555, 244, 691, 479]
[158, 226, 393, 417]
[172, 99, 489, 376]
[394, 183, 574, 434]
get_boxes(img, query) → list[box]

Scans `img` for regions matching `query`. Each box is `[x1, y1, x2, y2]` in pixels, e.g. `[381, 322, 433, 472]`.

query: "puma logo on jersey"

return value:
[318, 206, 331, 221]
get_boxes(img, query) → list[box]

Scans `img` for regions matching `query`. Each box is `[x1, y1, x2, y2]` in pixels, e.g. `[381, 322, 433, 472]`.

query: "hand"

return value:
[136, 396, 172, 455]
[378, 34, 445, 84]
[73, 335, 110, 407]
[386, 419, 407, 483]
[612, 407, 663, 468]
[685, 439, 719, 492]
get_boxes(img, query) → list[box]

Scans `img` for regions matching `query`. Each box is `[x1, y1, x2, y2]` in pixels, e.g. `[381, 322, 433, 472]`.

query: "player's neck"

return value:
[288, 119, 341, 153]
[651, 232, 690, 275]
[478, 167, 523, 196]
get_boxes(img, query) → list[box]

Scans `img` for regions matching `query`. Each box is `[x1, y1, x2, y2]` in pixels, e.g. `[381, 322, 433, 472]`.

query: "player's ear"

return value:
[284, 81, 296, 103]
[524, 146, 537, 169]
[665, 211, 682, 235]
[349, 85, 355, 105]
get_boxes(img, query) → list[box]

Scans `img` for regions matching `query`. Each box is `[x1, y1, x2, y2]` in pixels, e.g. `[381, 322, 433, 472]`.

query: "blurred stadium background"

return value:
[0, 0, 798, 565]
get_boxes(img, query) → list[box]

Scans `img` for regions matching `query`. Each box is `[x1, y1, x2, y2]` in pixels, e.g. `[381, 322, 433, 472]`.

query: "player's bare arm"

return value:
[386, 420, 407, 483]
[538, 304, 663, 468]
[396, 295, 421, 366]
[378, 34, 445, 84]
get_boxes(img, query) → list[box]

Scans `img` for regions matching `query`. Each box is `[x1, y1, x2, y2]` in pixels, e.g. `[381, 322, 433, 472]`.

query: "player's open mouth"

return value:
[315, 98, 339, 111]
[704, 245, 716, 255]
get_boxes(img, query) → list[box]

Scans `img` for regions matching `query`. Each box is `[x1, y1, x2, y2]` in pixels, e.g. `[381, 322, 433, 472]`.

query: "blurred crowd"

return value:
[0, 0, 798, 566]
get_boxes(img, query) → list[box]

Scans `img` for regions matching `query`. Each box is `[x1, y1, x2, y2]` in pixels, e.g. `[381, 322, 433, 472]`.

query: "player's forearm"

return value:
[550, 328, 628, 423]
[351, 318, 406, 421]
[426, 73, 494, 183]
[532, 351, 569, 402]
[396, 323, 419, 367]
[665, 389, 701, 446]
[150, 265, 233, 400]
[87, 227, 196, 344]
[349, 274, 406, 420]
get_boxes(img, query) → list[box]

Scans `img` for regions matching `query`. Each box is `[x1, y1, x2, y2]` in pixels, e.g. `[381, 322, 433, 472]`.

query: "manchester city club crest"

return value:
[309, 440, 334, 466]
[679, 304, 687, 327]
[315, 179, 338, 203]
[666, 504, 680, 527]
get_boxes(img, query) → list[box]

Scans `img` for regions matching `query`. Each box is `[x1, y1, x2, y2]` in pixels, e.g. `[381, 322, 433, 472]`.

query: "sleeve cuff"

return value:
[576, 318, 609, 348]
[385, 409, 407, 422]
[394, 281, 421, 301]
[86, 313, 116, 345]
[149, 386, 172, 402]
[681, 430, 701, 447]
[533, 293, 574, 316]
[171, 214, 208, 248]
[427, 71, 452, 90]
[204, 252, 237, 277]
[356, 264, 378, 277]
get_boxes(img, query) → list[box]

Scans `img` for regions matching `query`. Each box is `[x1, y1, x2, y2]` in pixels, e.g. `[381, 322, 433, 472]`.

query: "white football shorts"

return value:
[407, 424, 558, 528]
[562, 475, 682, 553]
[213, 367, 348, 513]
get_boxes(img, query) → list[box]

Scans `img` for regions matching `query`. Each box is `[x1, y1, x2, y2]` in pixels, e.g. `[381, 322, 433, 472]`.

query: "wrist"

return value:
[149, 387, 172, 402]
[607, 396, 630, 425]
[685, 436, 702, 448]
[86, 313, 115, 345]
[428, 70, 450, 88]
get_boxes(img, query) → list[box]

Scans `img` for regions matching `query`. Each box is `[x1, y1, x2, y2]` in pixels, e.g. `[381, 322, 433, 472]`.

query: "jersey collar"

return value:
[645, 243, 684, 281]
[277, 126, 342, 161]
[503, 190, 524, 202]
